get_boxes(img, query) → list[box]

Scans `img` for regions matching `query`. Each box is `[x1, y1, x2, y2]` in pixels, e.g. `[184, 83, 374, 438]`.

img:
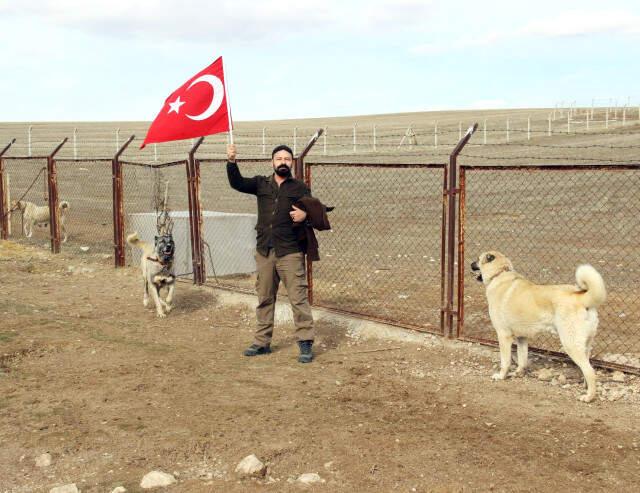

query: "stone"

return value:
[235, 454, 267, 478]
[297, 473, 324, 485]
[537, 368, 554, 381]
[140, 470, 177, 489]
[111, 487, 127, 493]
[49, 485, 79, 493]
[36, 453, 52, 468]
[611, 371, 626, 383]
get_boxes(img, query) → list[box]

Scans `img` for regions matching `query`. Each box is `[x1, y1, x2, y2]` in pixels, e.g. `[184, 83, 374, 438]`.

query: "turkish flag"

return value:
[140, 56, 232, 148]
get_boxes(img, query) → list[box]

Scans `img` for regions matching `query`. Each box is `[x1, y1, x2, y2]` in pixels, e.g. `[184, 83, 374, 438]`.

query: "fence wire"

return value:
[3, 158, 50, 248]
[307, 162, 446, 333]
[55, 159, 113, 259]
[458, 165, 640, 371]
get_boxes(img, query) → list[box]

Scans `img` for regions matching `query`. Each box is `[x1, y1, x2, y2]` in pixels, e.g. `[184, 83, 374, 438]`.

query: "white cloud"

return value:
[411, 8, 640, 55]
[0, 0, 435, 43]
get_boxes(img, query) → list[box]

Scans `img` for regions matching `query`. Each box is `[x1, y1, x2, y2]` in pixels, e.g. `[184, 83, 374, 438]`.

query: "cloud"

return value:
[0, 0, 435, 43]
[410, 8, 640, 55]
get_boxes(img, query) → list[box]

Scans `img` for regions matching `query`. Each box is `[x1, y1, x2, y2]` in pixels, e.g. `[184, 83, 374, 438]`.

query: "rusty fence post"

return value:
[456, 166, 467, 338]
[187, 137, 206, 284]
[296, 128, 324, 303]
[47, 138, 68, 253]
[442, 123, 477, 338]
[0, 139, 16, 240]
[112, 135, 135, 267]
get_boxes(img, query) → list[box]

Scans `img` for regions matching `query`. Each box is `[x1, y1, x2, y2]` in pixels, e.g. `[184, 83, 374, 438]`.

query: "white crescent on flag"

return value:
[185, 75, 225, 121]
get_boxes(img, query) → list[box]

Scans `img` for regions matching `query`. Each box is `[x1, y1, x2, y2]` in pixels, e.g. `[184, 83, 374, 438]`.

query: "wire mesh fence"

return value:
[457, 164, 640, 371]
[3, 157, 50, 248]
[199, 159, 263, 292]
[306, 162, 446, 334]
[122, 161, 192, 275]
[55, 159, 113, 258]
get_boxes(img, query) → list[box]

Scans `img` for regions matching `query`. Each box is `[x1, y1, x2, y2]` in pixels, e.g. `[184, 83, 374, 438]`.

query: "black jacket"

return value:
[227, 161, 311, 257]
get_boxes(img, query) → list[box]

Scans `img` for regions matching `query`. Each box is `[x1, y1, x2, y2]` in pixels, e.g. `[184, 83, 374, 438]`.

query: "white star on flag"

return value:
[168, 96, 186, 114]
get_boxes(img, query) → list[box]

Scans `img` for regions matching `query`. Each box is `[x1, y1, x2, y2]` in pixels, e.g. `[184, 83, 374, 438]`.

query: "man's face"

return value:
[272, 150, 294, 177]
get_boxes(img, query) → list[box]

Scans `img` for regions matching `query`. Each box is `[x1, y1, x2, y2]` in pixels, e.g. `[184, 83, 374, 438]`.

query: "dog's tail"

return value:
[127, 232, 144, 248]
[575, 264, 606, 308]
[59, 200, 70, 210]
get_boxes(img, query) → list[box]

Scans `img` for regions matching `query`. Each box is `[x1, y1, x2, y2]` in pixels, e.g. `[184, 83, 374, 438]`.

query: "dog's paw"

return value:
[578, 394, 595, 403]
[157, 312, 167, 318]
[491, 373, 506, 381]
[165, 305, 172, 313]
[143, 299, 149, 307]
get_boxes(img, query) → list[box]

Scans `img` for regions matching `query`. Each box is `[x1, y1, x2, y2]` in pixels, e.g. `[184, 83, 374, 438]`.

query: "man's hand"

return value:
[227, 144, 237, 163]
[290, 205, 307, 223]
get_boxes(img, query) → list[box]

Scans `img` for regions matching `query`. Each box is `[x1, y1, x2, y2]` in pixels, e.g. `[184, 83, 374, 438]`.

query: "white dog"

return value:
[12, 200, 69, 242]
[126, 232, 176, 318]
[471, 251, 606, 402]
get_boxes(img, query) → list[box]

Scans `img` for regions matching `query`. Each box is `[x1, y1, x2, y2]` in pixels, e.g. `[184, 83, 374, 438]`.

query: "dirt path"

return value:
[1, 241, 639, 492]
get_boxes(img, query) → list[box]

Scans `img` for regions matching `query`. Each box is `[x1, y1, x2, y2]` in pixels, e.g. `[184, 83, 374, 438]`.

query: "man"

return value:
[226, 143, 315, 363]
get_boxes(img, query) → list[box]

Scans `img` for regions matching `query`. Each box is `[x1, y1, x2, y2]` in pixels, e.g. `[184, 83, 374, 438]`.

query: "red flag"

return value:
[141, 56, 232, 148]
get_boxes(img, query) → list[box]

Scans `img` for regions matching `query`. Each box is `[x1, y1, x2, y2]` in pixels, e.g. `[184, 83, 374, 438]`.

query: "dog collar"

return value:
[485, 267, 512, 284]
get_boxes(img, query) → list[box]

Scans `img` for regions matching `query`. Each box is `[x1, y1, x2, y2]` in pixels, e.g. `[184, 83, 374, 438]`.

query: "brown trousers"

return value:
[254, 250, 314, 347]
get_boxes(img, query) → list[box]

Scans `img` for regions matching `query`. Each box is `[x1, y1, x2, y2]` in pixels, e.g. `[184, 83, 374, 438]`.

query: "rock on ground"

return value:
[140, 470, 177, 489]
[235, 454, 267, 478]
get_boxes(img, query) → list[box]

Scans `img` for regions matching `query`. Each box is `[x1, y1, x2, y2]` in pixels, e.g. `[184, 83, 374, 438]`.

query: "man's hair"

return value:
[271, 144, 294, 159]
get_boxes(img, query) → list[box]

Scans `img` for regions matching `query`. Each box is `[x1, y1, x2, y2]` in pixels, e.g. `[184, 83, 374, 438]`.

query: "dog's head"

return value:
[11, 200, 26, 212]
[154, 234, 175, 265]
[470, 251, 513, 284]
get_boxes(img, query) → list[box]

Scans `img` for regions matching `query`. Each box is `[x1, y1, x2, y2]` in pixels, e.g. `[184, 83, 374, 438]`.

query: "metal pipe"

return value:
[456, 166, 466, 338]
[112, 135, 135, 267]
[0, 139, 16, 240]
[187, 137, 206, 284]
[304, 163, 313, 305]
[444, 123, 477, 337]
[47, 138, 68, 253]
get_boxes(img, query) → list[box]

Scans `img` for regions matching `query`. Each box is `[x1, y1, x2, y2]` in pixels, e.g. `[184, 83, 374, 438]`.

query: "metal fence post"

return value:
[442, 123, 477, 338]
[0, 139, 16, 240]
[28, 125, 32, 157]
[47, 138, 68, 253]
[187, 137, 206, 284]
[295, 128, 324, 304]
[112, 135, 134, 268]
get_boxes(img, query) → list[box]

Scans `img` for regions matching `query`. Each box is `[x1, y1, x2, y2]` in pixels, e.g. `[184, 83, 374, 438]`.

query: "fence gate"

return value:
[306, 162, 446, 334]
[457, 164, 640, 372]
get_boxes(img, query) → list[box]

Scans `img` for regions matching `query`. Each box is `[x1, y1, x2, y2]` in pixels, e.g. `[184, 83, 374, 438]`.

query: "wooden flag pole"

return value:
[223, 57, 234, 144]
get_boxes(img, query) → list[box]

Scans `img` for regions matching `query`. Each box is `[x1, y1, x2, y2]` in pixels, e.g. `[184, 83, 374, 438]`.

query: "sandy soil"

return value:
[1, 240, 639, 493]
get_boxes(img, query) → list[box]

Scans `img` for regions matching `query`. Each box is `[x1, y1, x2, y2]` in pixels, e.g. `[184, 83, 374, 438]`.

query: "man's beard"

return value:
[275, 165, 292, 177]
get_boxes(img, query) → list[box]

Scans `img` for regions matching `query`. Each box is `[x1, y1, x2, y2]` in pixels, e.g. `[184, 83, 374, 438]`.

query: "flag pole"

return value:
[223, 57, 234, 145]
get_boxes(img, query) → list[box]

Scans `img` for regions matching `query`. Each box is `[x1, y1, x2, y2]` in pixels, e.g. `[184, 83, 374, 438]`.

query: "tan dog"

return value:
[471, 251, 606, 402]
[12, 200, 69, 242]
[127, 232, 176, 318]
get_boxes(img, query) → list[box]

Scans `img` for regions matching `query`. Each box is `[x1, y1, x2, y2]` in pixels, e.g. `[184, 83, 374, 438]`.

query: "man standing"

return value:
[226, 143, 315, 363]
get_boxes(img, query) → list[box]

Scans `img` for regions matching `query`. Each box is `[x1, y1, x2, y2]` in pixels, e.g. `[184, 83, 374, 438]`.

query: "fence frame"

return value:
[304, 161, 448, 335]
[46, 138, 68, 253]
[456, 162, 640, 374]
[112, 135, 135, 267]
[0, 139, 16, 240]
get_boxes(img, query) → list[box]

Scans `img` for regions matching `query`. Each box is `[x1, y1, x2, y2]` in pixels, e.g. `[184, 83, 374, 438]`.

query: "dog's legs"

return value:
[150, 285, 166, 318]
[143, 278, 150, 307]
[514, 337, 529, 376]
[492, 332, 514, 380]
[164, 284, 175, 313]
[61, 220, 68, 243]
[25, 222, 32, 238]
[559, 328, 597, 402]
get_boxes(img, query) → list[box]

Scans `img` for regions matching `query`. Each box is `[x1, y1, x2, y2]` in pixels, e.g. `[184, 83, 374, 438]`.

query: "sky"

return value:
[1, 0, 639, 122]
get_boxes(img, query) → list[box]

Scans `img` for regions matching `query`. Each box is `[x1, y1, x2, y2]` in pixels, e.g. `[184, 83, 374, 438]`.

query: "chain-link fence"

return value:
[3, 157, 50, 248]
[55, 159, 113, 258]
[306, 162, 446, 334]
[457, 164, 640, 372]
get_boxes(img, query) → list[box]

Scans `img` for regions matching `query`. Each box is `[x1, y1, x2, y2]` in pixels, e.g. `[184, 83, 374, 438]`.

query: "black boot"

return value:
[243, 344, 272, 357]
[297, 340, 313, 363]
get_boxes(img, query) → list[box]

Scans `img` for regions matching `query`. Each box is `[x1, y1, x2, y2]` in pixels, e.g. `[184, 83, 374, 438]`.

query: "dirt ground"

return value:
[1, 241, 640, 493]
